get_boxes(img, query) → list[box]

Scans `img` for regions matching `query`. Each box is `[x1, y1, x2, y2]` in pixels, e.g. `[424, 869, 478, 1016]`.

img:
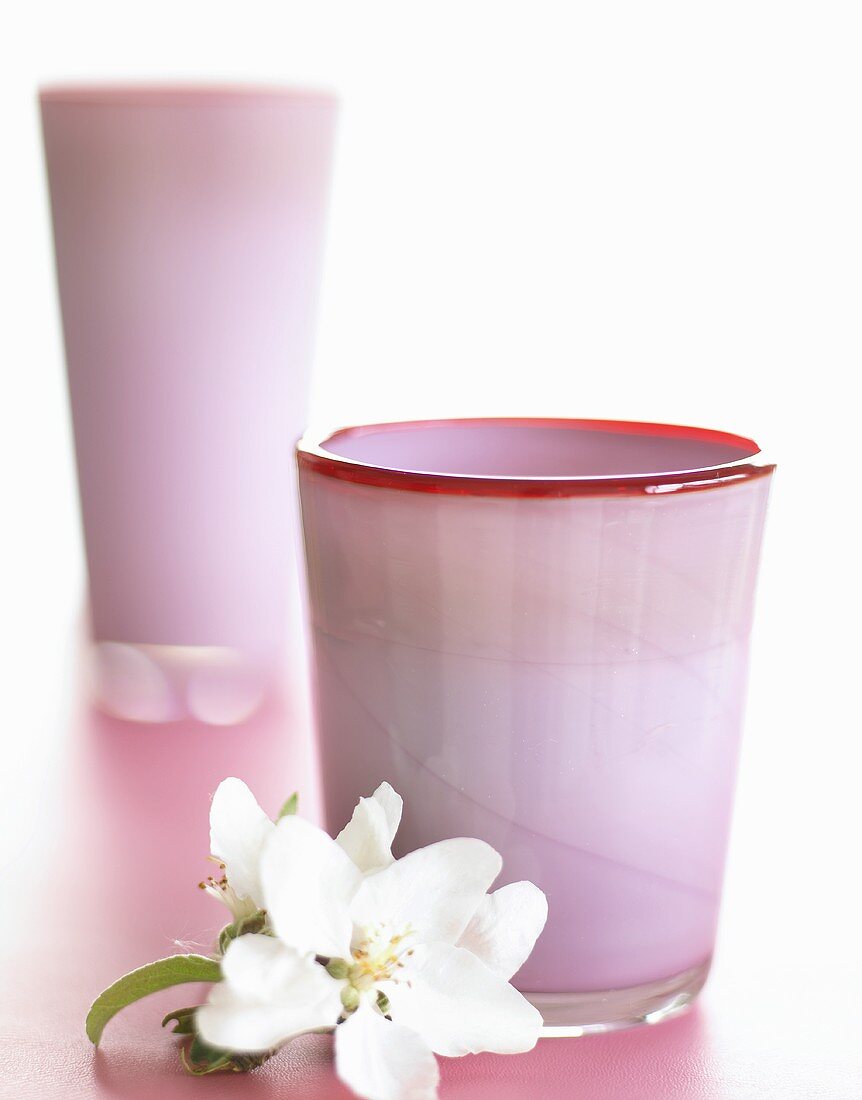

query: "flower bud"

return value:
[326, 958, 350, 980]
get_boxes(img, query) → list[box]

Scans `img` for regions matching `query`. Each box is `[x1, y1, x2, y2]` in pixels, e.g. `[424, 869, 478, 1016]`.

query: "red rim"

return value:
[296, 418, 775, 499]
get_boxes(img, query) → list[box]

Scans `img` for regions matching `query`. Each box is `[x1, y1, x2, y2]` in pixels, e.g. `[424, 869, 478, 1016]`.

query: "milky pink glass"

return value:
[297, 418, 774, 1032]
[41, 85, 336, 724]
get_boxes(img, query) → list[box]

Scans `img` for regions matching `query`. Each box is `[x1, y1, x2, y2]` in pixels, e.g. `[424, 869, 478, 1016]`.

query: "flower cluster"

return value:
[87, 778, 548, 1100]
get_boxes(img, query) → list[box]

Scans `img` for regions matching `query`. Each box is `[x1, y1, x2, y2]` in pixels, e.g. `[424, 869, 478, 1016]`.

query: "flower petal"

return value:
[371, 782, 403, 839]
[336, 798, 391, 874]
[350, 838, 501, 946]
[209, 777, 274, 906]
[385, 942, 543, 1056]
[261, 815, 361, 958]
[335, 998, 439, 1100]
[336, 782, 403, 873]
[196, 934, 341, 1053]
[456, 881, 548, 980]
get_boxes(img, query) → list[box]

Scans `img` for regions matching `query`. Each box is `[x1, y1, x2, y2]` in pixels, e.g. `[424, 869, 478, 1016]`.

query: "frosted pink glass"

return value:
[297, 418, 774, 1027]
[40, 85, 337, 720]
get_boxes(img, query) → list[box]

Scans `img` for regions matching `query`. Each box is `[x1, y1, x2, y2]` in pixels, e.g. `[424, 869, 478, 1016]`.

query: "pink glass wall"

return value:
[41, 86, 337, 722]
[298, 419, 774, 1013]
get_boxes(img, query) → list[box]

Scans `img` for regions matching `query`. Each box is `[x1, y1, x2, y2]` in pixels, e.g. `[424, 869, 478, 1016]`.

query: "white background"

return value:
[1, 0, 860, 983]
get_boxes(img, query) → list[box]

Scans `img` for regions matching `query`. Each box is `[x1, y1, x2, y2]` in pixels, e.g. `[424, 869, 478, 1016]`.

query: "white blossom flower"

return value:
[337, 781, 548, 981]
[196, 806, 547, 1100]
[200, 777, 275, 920]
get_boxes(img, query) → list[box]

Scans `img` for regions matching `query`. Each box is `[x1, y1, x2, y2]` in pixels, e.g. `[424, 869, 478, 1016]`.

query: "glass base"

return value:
[527, 957, 711, 1036]
[88, 641, 271, 726]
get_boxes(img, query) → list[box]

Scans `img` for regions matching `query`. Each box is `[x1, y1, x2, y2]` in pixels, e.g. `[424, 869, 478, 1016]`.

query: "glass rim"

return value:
[38, 82, 337, 108]
[296, 417, 775, 499]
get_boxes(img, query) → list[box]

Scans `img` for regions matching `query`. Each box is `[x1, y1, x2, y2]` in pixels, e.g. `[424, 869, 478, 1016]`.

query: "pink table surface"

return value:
[1, 658, 860, 1100]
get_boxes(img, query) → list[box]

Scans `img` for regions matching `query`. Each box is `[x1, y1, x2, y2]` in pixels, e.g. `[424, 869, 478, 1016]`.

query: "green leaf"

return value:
[181, 1038, 274, 1076]
[181, 1037, 235, 1076]
[232, 1051, 277, 1072]
[162, 1006, 199, 1035]
[277, 792, 299, 820]
[218, 909, 269, 954]
[86, 954, 222, 1046]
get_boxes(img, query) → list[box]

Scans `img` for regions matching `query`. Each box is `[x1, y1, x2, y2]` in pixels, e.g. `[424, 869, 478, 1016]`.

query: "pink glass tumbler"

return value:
[41, 86, 337, 724]
[297, 418, 774, 1030]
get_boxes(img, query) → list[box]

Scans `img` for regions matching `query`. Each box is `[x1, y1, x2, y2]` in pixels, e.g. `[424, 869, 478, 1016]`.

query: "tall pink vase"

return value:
[297, 418, 775, 1031]
[41, 85, 337, 724]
